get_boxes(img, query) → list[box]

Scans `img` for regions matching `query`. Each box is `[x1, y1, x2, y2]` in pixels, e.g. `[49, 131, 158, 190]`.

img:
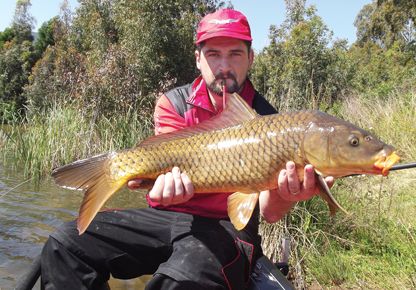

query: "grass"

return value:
[1, 104, 153, 180]
[260, 88, 416, 289]
[340, 90, 416, 161]
[303, 173, 416, 289]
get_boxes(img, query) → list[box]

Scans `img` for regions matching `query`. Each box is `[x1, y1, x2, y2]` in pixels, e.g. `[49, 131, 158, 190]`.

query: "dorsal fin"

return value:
[140, 93, 259, 147]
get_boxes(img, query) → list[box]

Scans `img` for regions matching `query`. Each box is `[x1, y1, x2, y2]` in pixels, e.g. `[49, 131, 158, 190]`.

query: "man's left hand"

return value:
[277, 161, 334, 202]
[259, 161, 334, 223]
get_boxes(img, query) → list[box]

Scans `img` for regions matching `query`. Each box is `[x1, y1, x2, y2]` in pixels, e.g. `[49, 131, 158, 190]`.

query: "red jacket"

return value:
[147, 76, 273, 218]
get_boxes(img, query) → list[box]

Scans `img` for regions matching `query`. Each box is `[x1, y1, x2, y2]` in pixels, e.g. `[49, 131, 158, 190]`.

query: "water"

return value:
[0, 160, 149, 289]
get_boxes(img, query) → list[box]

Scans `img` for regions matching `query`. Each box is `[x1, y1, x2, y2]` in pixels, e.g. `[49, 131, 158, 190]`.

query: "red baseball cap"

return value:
[195, 9, 252, 44]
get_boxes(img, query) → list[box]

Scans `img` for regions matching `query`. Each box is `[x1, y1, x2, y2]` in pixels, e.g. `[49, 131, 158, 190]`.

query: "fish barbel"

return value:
[52, 93, 400, 234]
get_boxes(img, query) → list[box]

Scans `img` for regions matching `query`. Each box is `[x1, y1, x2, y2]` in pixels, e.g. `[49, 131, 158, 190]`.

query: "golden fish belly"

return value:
[110, 113, 311, 193]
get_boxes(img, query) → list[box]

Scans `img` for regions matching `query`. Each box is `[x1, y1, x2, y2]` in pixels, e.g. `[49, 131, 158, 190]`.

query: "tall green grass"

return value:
[340, 90, 416, 161]
[1, 104, 153, 181]
[260, 89, 416, 289]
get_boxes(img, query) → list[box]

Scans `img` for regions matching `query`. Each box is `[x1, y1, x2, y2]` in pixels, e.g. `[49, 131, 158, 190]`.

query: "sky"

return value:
[0, 0, 372, 52]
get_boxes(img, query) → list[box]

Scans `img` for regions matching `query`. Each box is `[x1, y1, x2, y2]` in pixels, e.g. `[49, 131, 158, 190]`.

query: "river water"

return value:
[0, 160, 149, 289]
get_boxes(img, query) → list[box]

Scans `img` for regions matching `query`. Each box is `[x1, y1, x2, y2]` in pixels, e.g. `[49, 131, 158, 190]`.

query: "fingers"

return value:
[286, 161, 300, 194]
[303, 164, 316, 192]
[162, 171, 175, 205]
[127, 178, 143, 190]
[277, 161, 332, 202]
[181, 171, 195, 199]
[278, 161, 303, 201]
[172, 167, 186, 199]
[148, 175, 165, 203]
[324, 176, 334, 188]
[148, 167, 194, 206]
[277, 168, 289, 197]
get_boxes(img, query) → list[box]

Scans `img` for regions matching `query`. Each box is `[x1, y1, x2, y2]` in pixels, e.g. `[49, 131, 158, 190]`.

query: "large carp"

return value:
[52, 93, 400, 234]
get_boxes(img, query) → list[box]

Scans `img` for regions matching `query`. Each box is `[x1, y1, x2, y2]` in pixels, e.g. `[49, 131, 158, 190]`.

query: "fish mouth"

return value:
[373, 151, 401, 176]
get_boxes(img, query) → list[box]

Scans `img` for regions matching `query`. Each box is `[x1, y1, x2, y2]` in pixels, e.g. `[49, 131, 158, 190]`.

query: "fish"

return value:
[52, 93, 400, 234]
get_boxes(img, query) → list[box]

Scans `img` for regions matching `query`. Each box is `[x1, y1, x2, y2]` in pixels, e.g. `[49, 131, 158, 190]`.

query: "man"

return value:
[41, 8, 333, 290]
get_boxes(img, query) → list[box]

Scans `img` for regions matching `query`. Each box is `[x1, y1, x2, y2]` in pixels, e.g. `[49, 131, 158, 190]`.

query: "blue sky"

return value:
[1, 0, 372, 51]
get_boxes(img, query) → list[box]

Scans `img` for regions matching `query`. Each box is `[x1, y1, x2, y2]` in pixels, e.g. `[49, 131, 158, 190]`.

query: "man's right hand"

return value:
[127, 167, 194, 206]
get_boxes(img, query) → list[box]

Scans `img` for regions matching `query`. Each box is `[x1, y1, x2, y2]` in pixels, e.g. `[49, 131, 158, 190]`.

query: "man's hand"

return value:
[277, 161, 334, 201]
[260, 161, 334, 223]
[127, 167, 194, 206]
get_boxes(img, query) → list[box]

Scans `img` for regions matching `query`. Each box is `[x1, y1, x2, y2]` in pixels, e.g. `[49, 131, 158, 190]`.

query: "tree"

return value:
[355, 0, 416, 50]
[113, 0, 222, 97]
[0, 0, 36, 110]
[0, 28, 16, 49]
[352, 0, 416, 96]
[25, 0, 225, 118]
[33, 17, 58, 59]
[251, 2, 352, 111]
[12, 0, 35, 43]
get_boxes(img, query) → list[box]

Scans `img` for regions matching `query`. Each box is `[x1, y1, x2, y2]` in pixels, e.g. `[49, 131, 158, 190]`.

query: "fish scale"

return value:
[109, 112, 315, 194]
[52, 93, 400, 234]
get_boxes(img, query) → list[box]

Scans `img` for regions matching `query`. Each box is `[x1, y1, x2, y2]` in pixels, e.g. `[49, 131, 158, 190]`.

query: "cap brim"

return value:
[196, 31, 252, 44]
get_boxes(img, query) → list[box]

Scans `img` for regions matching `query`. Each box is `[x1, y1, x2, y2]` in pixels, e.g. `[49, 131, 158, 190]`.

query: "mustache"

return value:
[215, 72, 237, 82]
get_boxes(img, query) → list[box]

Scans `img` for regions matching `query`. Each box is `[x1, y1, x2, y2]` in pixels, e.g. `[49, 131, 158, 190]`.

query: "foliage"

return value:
[0, 100, 20, 124]
[250, 0, 415, 112]
[0, 0, 36, 111]
[114, 0, 199, 96]
[355, 0, 416, 51]
[24, 0, 224, 120]
[348, 40, 416, 97]
[250, 1, 353, 111]
[33, 17, 58, 59]
[0, 28, 16, 49]
[11, 0, 34, 43]
[0, 39, 34, 109]
[351, 0, 416, 97]
[4, 0, 226, 177]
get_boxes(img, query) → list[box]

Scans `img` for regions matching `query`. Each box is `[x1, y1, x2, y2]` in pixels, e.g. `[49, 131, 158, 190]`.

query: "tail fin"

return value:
[52, 153, 126, 234]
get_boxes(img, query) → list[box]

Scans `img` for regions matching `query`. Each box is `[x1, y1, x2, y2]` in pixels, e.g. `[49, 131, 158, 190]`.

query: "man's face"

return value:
[195, 37, 254, 95]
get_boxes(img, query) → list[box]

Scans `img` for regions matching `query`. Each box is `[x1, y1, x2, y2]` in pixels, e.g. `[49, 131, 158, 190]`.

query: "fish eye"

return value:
[349, 136, 360, 147]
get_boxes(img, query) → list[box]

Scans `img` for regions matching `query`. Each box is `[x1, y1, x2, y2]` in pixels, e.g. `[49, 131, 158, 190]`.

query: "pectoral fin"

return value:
[227, 192, 259, 230]
[316, 174, 349, 216]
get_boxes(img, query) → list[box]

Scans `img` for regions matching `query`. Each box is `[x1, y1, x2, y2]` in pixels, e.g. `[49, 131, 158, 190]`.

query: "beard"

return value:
[206, 72, 242, 95]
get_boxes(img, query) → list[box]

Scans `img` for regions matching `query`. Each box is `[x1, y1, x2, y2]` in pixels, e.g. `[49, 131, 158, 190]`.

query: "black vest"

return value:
[164, 83, 277, 117]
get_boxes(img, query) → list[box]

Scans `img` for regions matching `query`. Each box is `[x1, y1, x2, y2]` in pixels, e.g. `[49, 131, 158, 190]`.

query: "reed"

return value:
[1, 104, 153, 181]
